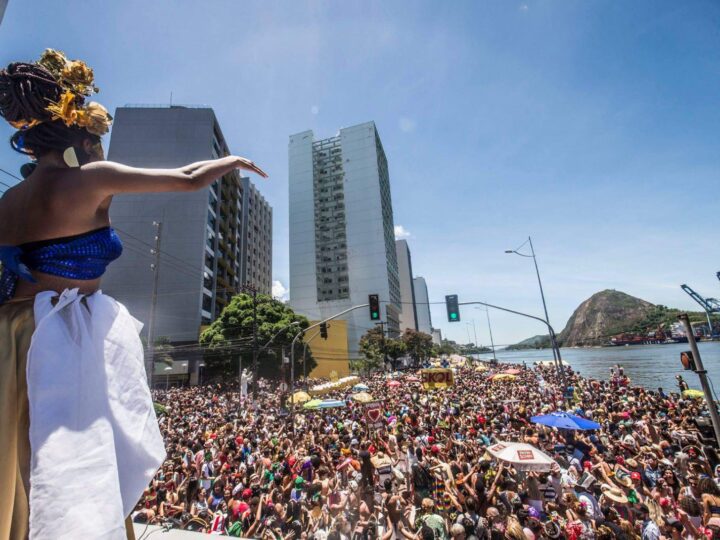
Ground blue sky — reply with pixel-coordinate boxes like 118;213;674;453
1;1;719;345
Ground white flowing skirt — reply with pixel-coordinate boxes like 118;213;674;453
27;289;165;539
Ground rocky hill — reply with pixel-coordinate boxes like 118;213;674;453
505;334;552;351
558;289;655;346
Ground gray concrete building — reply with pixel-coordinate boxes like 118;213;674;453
395;239;418;332
103;106;272;355
413;276;432;335
289;121;401;357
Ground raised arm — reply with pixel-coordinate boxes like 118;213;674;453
80;156;267;197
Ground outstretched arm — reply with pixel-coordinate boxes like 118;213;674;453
80;156;267;197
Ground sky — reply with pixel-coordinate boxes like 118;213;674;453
0;1;719;346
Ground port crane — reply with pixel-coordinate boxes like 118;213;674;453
681;284;720;338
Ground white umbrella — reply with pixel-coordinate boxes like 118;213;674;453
486;442;556;472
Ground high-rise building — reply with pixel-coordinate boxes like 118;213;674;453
431;328;442;345
413;276;432;334
289;121;401;359
395;239;418;332
103;106;272;352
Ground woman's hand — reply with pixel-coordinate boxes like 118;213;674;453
233;156;268;178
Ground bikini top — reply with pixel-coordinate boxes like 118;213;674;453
0;226;123;305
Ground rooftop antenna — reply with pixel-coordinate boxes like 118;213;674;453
169;92;173;107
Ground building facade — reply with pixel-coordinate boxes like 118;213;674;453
413;276;433;335
103;106;272;351
289;121;401;358
431;328;442;345
395;239;418;332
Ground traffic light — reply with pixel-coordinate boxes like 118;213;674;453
680;350;697;371
369;294;380;321
446;294;460;322
320;322;328;340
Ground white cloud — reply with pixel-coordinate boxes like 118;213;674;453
272;280;289;301
311;105;320;115
519;3;529;11
399;117;416;133
394;225;411;240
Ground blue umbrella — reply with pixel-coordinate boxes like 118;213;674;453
352;384;370;392
530;411;600;430
317;399;347;409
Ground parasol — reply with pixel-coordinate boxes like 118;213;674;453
486;441;556;471
291;391;312;404
530;411;600;431
351;392;374;403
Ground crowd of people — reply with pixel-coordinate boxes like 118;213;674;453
134;361;720;540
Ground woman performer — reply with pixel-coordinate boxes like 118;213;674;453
0;49;266;540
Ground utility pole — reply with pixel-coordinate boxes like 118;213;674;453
679;314;720;449
239;282;260;399
485;307;498;363
146;221;163;388
376;321;389;371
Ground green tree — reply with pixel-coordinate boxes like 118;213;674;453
402;329;434;364
358;326;386;374
200;293;315;379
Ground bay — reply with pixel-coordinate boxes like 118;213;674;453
474;341;720;393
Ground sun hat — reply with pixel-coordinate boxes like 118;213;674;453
601;484;629;504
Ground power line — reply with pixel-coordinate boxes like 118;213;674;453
0;167;21;184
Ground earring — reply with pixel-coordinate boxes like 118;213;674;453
63;146;80;168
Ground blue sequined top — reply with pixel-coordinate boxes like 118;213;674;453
0;226;123;305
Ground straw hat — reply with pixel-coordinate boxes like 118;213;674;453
615;474;633;489
601;483;629;504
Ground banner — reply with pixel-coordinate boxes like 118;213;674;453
421;368;454;390
364;401;384;428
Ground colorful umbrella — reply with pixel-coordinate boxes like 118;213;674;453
530;411;600;430
291;391;312;404
502;368;522;375
303;399;323;409
316;399;346;409
352;383;370;392
387;380;401;387
351;392;374;403
682;389;704;399
489;373;517;382
487;441;556;471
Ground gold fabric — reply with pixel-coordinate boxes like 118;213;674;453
0;297;136;540
0;297;33;540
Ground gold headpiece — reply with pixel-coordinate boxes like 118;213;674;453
11;49;112;136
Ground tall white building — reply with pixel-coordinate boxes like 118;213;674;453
395;239;418;332
289;121;401;356
413;276;432;334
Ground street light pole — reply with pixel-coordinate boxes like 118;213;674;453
506;236;563;376
303;329;323;389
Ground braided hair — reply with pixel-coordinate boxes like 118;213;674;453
0;61;99;157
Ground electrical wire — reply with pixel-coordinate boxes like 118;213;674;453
0;166;21;184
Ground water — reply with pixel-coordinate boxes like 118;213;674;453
473;341;720;392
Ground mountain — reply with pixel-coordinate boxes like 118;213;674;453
558;289;655;346
505;334;552;351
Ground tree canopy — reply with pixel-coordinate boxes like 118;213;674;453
200;294;315;379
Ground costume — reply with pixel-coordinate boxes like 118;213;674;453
0;48;163;539
0;230;165;540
